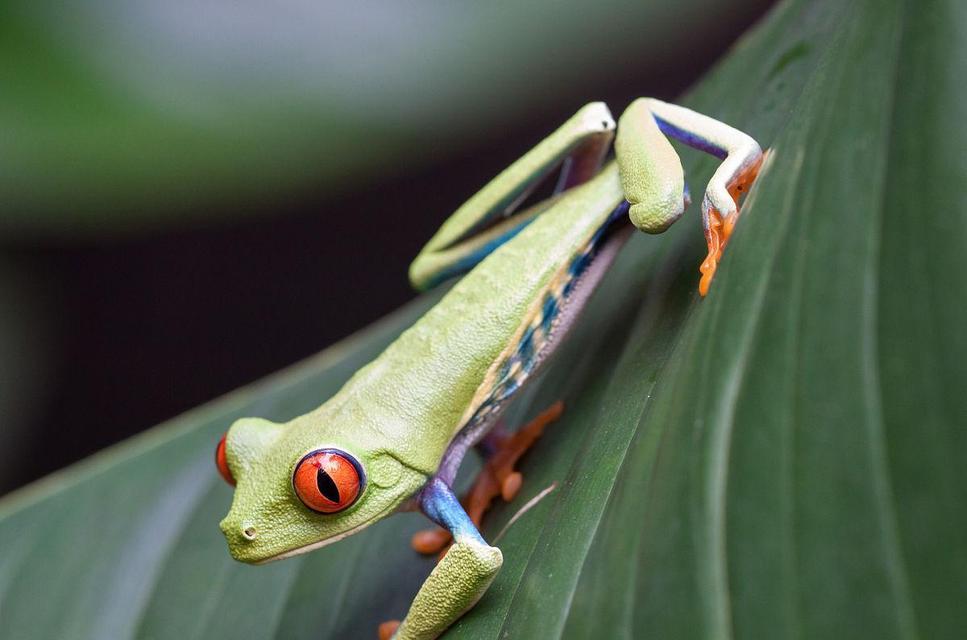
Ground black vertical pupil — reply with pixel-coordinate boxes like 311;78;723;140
316;468;341;502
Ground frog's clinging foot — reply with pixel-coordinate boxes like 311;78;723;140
411;401;564;557
698;151;766;296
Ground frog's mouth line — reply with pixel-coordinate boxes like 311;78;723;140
252;501;401;565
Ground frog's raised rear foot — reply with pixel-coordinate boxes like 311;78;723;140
698;149;766;296
410;401;564;557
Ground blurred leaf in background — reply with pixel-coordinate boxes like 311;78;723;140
0;0;771;494
0;0;771;236
1;0;963;638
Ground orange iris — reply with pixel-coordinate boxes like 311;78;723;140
293;449;364;513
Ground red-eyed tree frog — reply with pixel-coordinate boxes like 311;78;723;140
215;98;763;639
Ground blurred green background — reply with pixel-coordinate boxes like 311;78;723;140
0;0;773;494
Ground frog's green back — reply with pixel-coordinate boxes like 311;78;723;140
312;165;625;475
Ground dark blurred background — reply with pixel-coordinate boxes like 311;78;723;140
0;1;773;495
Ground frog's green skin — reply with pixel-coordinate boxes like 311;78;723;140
219;98;762;640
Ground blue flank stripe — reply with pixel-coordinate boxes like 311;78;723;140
424;217;536;289
518;327;535;359
541;296;558;328
469;200;630;422
654;115;728;160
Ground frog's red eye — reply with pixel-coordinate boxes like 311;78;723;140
215;433;236;486
293;449;364;514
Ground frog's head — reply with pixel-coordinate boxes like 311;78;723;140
216;412;426;564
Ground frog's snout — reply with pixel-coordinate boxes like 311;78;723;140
220;516;259;556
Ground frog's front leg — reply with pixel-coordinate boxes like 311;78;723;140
380;478;503;640
410;401;564;557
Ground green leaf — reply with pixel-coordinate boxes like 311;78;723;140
1;0;964;638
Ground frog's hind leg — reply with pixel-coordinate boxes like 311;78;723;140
409;102;615;291
411;401;564;556
616;98;763;295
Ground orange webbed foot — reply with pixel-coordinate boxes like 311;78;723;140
410;401;564;559
698;152;766;296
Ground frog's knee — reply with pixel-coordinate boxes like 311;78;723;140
629;197;687;234
446;540;503;580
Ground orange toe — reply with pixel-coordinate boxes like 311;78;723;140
698;154;764;297
462;401;563;528
501;472;523;502
411;402;565;563
378;619;400;640
411;528;452;555
699;209;725;297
